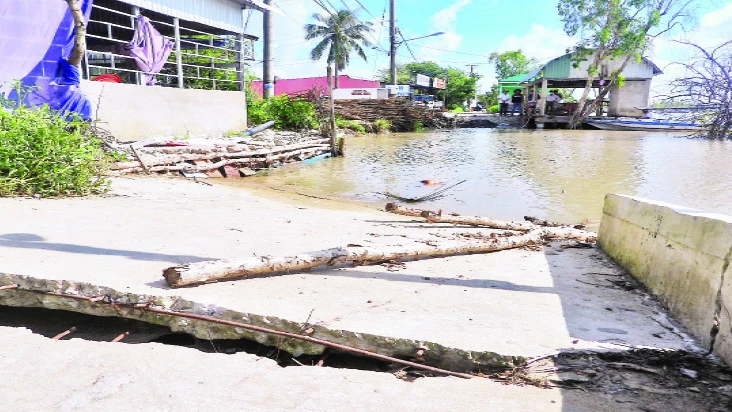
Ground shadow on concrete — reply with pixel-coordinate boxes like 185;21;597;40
320;269;556;294
541;242;690;351
0;233;215;264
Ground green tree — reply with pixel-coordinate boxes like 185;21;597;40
558;0;689;127
304;10;373;88
378;62;480;110
488;50;538;80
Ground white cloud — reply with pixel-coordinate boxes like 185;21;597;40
412;0;472;63
497;24;575;62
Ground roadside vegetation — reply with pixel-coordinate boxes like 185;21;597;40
246;87;320;131
335;116;365;133
379;62;479;111
0;87;110;197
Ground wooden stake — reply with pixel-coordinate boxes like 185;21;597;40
129;145;150;174
111;332;130;342
52;327;77;340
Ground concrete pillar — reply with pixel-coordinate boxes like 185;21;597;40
539;78;547;115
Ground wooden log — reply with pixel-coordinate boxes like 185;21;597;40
385;203;596;242
385;203;535;231
163;231;544;287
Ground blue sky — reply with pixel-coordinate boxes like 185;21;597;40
246;0;732;95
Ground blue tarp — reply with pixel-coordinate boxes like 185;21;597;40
0;0;94;120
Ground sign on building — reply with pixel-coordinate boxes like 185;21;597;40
386;85;411;97
332;88;389;100
416;74;430;87
433;78;446;89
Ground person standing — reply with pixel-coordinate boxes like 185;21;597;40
511;89;524;116
498;89;510;116
546;90;560;114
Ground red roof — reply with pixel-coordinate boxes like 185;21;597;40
249;75;380;97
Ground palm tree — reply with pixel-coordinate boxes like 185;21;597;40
304;10;373;88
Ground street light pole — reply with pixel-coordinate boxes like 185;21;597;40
389;0;397;85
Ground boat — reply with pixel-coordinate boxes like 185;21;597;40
585;118;704;132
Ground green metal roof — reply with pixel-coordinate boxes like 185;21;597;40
498;73;529;83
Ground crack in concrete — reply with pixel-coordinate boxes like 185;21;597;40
0;273;520;372
710;244;732;354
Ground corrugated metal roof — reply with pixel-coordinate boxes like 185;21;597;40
543;54;571;78
519;52;661;83
121;0;265;33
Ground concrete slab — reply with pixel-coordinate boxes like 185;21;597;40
0;326;627;412
0;177;699;366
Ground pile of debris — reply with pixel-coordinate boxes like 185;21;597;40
108;129;330;177
332;98;448;131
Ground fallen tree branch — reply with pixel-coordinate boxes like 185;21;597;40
385;204;596;241
163;231;544;287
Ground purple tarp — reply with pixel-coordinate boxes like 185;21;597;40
120;16;174;86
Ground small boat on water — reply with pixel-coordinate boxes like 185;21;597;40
585;118;704;132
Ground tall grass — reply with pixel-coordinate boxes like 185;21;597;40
0;86;110;197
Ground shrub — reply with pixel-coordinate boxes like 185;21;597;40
336;116;365;133
0;89;110;197
413;121;424;132
246;90;319;131
449;106;465;113
488;104;500;114
266;95;319;130
372;119;391;133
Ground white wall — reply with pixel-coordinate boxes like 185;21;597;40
608;80;651;117
81;80;247;141
598;194;732;362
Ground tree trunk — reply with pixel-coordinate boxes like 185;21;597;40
65;0;87;67
163;231;545;287
334;65;340;89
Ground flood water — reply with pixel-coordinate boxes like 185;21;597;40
237;129;732;226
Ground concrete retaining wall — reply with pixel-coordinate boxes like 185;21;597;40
81;81;247;141
598;194;732;362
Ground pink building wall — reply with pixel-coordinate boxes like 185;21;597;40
249;75;380;97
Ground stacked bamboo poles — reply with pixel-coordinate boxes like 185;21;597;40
111;139;331;175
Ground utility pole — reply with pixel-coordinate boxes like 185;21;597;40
263;0;274;98
466;64;478;77
327;65;338;157
389;0;397;85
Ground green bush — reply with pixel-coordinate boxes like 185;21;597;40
449;106;465;113
488;105;500;114
246;82;320;131
372;118;391;133
0;91;110;197
336;117;365;133
413;121;424;132
266;95;319;130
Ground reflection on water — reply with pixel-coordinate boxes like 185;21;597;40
235;129;732;225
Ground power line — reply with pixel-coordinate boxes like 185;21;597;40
351;0;375;17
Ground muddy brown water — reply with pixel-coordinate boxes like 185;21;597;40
233;129;732;228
